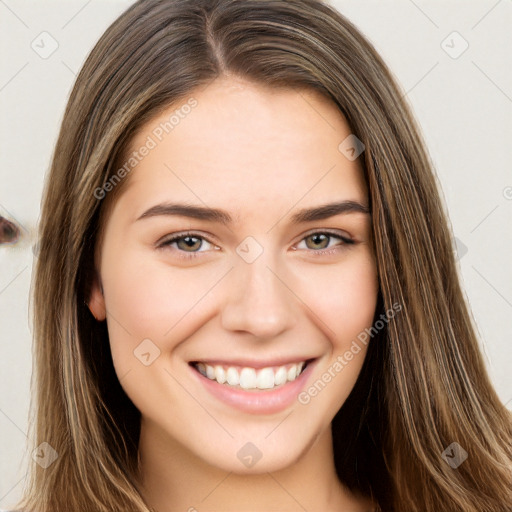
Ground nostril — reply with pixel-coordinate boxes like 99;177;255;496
0;216;20;245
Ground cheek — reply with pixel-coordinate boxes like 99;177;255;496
288;257;378;427
336;260;378;342
100;248;225;363
294;249;378;346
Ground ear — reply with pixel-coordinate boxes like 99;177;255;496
87;272;106;321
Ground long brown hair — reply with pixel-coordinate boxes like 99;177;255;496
19;1;512;511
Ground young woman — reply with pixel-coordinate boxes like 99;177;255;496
15;0;512;511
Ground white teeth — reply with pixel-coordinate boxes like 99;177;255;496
195;361;308;390
226;367;239;386
206;365;215;379
239;368;257;389
214;365;226;384
256;367;275;389
274;366;287;386
287;366;297;381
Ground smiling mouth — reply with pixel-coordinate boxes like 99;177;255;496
190;360;312;391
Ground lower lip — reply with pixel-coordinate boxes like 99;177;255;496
190;361;316;415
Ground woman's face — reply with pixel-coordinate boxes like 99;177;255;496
89;76;378;473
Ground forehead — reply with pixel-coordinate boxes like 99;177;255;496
114;77;367;221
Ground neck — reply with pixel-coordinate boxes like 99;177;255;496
137;419;375;512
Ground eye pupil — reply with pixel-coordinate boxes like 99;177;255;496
307;233;329;249
179;236;201;251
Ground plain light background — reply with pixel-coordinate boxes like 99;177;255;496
1;0;511;508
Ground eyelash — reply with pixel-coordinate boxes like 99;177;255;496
157;230;354;260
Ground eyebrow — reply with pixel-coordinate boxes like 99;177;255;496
136;200;370;225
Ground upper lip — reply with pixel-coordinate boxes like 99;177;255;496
190;357;317;369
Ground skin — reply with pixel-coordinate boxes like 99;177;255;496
88;75;378;511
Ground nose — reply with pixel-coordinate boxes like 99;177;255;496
220;250;297;338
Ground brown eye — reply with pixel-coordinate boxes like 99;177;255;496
157;232;218;260
175;235;203;252
305;233;331;250
298;231;353;253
